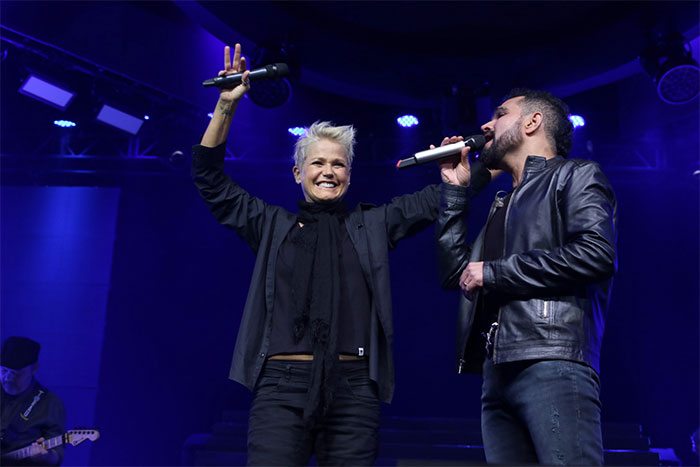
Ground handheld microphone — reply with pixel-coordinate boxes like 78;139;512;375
202;63;290;88
396;135;486;169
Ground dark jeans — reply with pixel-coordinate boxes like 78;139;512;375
247;359;380;466
481;357;603;465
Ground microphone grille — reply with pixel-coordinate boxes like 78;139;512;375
465;134;486;151
269;63;289;77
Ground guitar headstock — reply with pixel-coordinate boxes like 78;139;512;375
65;428;100;446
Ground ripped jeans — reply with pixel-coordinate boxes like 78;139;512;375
481;357;603;465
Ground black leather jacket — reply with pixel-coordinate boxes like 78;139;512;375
437;156;617;374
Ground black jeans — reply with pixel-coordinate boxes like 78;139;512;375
247;359;380;466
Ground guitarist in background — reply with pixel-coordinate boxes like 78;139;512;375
1;337;65;465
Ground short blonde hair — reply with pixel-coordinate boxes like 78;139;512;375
293;121;356;167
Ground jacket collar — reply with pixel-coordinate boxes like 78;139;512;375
521;155;564;184
524;155;564;170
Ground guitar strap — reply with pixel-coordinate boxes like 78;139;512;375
1;380;45;446
20;389;45;421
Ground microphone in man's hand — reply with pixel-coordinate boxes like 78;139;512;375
202;63;290;88
396;135;486;169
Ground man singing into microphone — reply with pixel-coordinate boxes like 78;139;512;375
192;44;490;465
436;89;617;465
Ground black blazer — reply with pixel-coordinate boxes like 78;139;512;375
192;142;491;403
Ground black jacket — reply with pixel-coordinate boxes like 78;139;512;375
437;156;617;374
192;142;489;403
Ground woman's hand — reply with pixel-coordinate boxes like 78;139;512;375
218;43;251;104
200;44;250;147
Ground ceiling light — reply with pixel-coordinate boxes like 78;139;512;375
247;79;292;108
641;28;700;105
397;115;419;128
96;104;143;135
568;115;585;129
19;74;75;110
53;120;76;128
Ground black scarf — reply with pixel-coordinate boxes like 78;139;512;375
291;199;348;428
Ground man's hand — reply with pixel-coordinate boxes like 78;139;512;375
460;262;484;299
30;437;60;465
436;136;471;187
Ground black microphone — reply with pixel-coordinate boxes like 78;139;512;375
202;63;290;88
396;134;486;169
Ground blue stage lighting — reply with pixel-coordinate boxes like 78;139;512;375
288;127;307;136
96;104;143;135
569;115;585;129
208;112;214;119
19;74;76;110
143;115;150;120
53;120;76;128
397;115;419;128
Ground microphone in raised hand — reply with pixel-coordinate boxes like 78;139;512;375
396;134;485;169
203;63;289;88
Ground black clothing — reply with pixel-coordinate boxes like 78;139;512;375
480;190;512;334
269;224;310;355
482;190;511;263
268;224;370;357
192;142;490;402
437;156;617;374
247;360;379;466
1;379;65;465
286;199;346;424
335;226;372;356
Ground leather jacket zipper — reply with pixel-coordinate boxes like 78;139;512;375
493;186;519;361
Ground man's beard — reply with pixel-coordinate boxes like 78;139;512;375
480;117;523;170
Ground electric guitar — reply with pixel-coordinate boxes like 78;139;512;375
1;428;99;461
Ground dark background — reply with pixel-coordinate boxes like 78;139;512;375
1;2;698;465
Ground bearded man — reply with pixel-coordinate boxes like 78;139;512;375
436;88;617;465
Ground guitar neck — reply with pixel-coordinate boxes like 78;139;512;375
3;433;63;460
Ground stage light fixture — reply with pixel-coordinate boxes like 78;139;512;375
168;150;187;169
397;115;419;128
247;78;292;108
288;127;307;137
19;74;75;110
246;43;295;109
641;29;700;104
96;104;143;135
53;120;76;128
568;115;585;129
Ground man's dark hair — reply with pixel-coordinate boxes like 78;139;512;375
504;88;574;157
